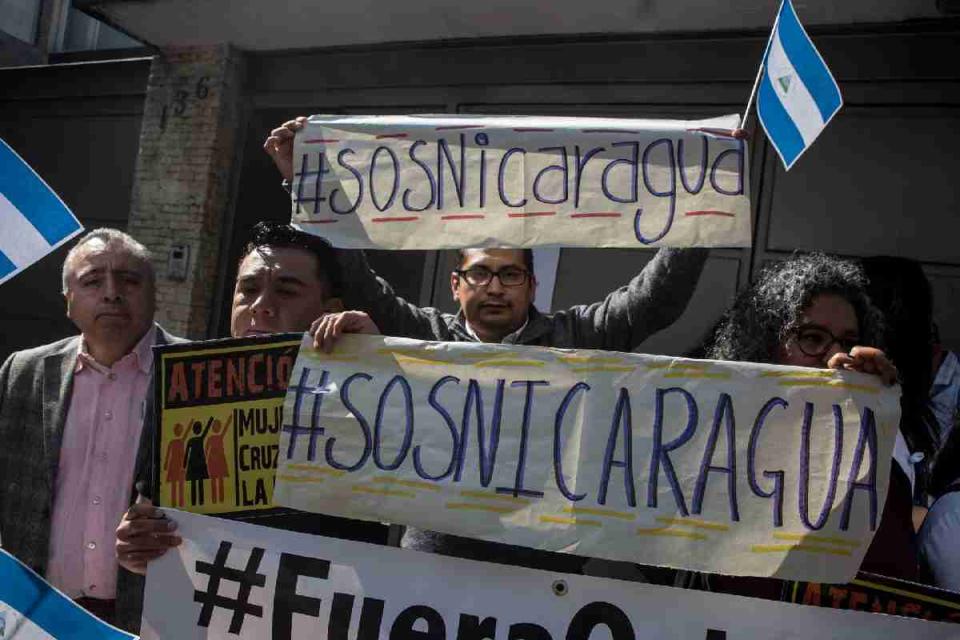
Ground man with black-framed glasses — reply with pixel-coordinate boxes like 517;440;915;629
452;249;539;344
331;244;706;352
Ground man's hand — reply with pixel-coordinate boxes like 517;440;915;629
263;116;307;182
115;497;181;576
310;311;381;353
827;346;898;386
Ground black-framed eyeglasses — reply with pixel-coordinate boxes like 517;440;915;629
790;324;860;358
455;266;530;287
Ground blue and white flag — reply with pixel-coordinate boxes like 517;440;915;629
0;550;135;639
0;139;83;285
756;0;842;170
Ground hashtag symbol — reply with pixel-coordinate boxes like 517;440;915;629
282;368;330;461
194;541;267;634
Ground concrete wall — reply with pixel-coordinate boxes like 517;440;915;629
127;45;244;339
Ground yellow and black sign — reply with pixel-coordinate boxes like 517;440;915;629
153;334;300;515
788;571;960;624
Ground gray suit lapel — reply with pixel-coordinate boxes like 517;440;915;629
41;339;80;481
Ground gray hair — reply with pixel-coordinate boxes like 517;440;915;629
708;252;885;363
62;228;154;293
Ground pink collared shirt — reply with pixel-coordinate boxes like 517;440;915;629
46;325;157;599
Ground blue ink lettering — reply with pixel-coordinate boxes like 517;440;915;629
497;380;549;498
710;139;745;196
402;140;436;212
678;136;708;195
369;146;400;212
647;387;698;514
554;382;590;501
456;379;505;486
598;388;636;507
748;397;788;527
799;403;844;531
532;146;569;205
437;134;466;209
373;375;414;471
325;373;374;471
839;407;879;531
636;138;677;244
413;376;461;481
498;148;527;208
330;148;364;214
691;392;739;521
573;145;605;208
601;141;639;204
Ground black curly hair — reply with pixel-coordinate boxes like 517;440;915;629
240;221;343;297
708;252;885;364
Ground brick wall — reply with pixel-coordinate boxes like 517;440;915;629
128;45;244;339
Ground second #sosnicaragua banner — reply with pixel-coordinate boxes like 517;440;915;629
272;334;901;584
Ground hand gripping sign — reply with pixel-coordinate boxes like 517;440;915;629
290;114;751;249
140;510;958;640
273;335;902;584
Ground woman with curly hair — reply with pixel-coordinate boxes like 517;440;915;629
709;253;886;369
706;252;917;581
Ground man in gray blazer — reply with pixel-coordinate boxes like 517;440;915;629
0;228;181;628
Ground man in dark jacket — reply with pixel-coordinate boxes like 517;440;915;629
336;245;706;351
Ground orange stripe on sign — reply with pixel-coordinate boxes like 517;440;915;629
507;211;556;218
441;214;486;220
371;217;420;223
376;133;408;139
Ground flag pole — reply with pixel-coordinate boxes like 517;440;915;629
739;0;785;130
739;56;766;130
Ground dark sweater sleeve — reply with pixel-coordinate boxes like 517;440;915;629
335;248;451;341
552;247;708;352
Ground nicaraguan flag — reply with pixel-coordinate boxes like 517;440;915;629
0;139;83;285
0;549;135;639
756;0;842;170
